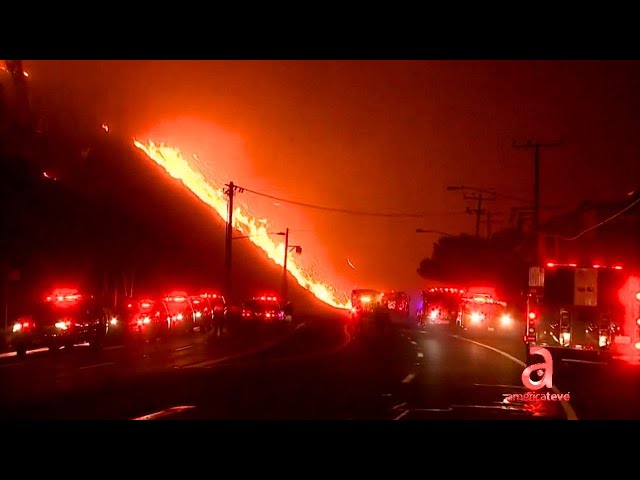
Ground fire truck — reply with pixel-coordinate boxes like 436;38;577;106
525;262;640;361
419;287;464;328
458;287;515;333
384;291;410;318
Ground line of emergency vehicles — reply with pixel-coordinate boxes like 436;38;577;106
418;286;515;334
8;287;293;356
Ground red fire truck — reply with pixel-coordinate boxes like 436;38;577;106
525;262;640;361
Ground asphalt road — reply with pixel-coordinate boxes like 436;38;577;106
2;314;640;420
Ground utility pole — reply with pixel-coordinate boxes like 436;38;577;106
463;193;495;237
513;140;561;263
282;228;289;302
280;228;302;304
223;182;243;300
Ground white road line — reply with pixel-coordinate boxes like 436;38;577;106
78;362;115;371
417;352;424;358
453;335;579;421
562;358;607;365
0;347;49;359
402;373;416;383
413;408;453;412
132;405;196;420
185;322;306;369
175;345;192;352
393;409;410;420
104;345;124;351
411;341;418;346
420;330;426;334
392;402;408;411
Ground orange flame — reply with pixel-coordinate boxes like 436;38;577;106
133;140;350;309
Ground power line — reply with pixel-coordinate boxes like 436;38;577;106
561;196;640;241
239;185;465;218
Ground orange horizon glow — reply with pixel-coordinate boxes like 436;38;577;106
133;140;351;309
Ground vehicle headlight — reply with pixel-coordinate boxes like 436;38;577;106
470;312;483;324
55;321;70;330
429;309;440;320
176;313;184;321
500;314;513;327
195;311;202;318
12;322;22;333
110;317;118;326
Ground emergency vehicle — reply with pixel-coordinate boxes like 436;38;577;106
125;297;170;341
525;262;640;360
190;292;227;332
10;288;108;356
162;291;196;334
350;289;384;319
458;287;514;333
420;287;464;327
384;291;410;317
240;295;286;324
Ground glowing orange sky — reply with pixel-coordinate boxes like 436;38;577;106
23;60;640;292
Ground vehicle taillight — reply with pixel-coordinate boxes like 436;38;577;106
242;310;251;317
265;312;272;319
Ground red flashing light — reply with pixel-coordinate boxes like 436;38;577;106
528;312;537;320
546;262;555;268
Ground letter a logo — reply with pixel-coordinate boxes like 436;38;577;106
521;346;553;391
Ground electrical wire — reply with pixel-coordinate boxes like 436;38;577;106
238;186;466;218
561;196;640;241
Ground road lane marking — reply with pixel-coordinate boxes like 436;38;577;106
561;358;607;365
411;341;417;346
417;352;424;358
175;345;193;352
414;408;453;412
78;362;116;371
0;347;49;359
393;409;410;420
452;335;578;421
185;323;307;369
132;405;196;420
392;402;408;411
402;373;416;383
104;345;124;351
